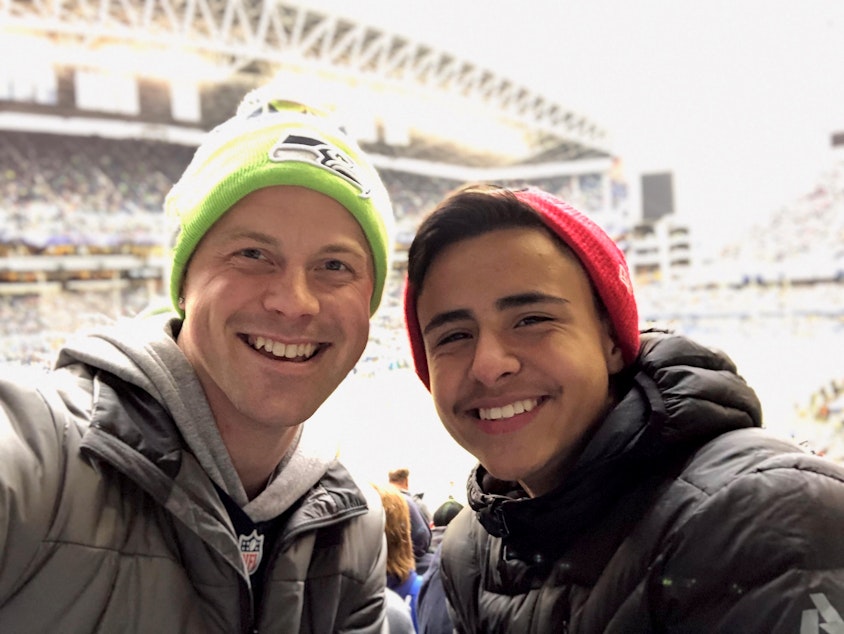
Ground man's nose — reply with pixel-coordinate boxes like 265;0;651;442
469;332;520;386
262;269;319;317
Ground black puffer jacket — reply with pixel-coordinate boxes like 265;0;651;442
440;332;844;633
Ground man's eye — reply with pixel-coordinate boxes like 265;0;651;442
518;315;552;326
238;248;265;260
436;332;470;347
324;259;350;272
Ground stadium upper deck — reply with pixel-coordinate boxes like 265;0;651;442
0;0;611;171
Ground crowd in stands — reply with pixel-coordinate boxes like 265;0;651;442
0;284;156;368
0;132;613;254
379;171;460;224
637;278;844;322
807;378;844;422
717;161;844;281
797;376;844;462
1;130;842;460
0;131;192;252
380;170;607;227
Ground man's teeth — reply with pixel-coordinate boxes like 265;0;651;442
478;398;538;421
252;336;317;360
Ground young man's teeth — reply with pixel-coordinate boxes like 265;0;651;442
478;398;538;421
252;336;316;359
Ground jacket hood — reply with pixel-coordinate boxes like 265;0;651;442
55;312;335;521
468;330;763;559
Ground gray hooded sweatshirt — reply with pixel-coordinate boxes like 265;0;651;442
0;313;387;633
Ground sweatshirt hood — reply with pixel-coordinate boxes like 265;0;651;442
56;312;334;521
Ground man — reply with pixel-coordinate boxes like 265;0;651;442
403;183;844;632
388;467;431;524
388;467;433;572
0;87;394;632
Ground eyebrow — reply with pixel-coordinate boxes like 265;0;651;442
320;243;370;260
225;230;368;259
496;291;569;311
227;229;277;246
423;308;474;335
220;229;289;255
422;292;569;335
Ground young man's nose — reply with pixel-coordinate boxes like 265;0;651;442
262;269;320;317
469;332;520;386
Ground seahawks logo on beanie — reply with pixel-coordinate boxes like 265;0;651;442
269;131;372;198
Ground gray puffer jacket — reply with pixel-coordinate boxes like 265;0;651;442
440;331;844;633
0;315;386;633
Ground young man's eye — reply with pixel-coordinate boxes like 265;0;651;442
435;331;470;347
518;315;552;327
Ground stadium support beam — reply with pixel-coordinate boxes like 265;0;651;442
1;0;610;155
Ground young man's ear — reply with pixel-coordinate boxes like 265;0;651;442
603;326;626;375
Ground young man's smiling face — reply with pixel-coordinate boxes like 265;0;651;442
416;227;624;497
178;185;373;435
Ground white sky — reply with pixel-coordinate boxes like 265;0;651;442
310;0;844;242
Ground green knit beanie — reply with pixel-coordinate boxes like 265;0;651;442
165;88;395;317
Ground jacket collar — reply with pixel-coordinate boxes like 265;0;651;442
468;331;763;564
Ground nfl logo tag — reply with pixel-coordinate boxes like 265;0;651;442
238;529;264;575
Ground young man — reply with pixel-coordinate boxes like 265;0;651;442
403;184;844;632
0;87;394;632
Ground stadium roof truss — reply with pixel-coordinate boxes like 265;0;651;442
1;0;610;157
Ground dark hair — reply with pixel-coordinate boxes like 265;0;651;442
432;499;464;527
407;183;610;322
407;184;548;293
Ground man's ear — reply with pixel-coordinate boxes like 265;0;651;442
603;325;625;375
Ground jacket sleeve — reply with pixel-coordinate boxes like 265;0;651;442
0;371;68;605
338;486;389;634
438;508;480;634
653;450;844;633
406;494;433;558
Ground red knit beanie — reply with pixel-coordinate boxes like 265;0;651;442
403;187;639;389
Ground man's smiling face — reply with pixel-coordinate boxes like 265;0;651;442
177;185;373;434
416;226;623;497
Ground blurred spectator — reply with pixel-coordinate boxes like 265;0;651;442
429;498;463;554
373;483;422;631
388;467;433;573
416;498;463;634
416;547;451;634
